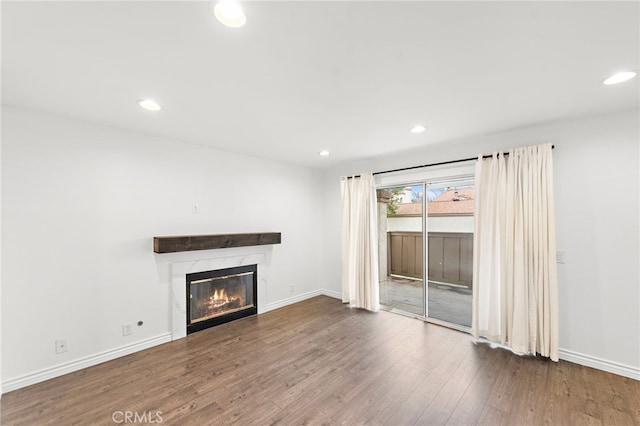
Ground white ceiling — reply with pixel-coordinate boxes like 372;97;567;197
2;1;639;168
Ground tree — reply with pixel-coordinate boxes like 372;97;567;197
387;187;404;217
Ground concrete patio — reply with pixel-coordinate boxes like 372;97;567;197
379;277;472;327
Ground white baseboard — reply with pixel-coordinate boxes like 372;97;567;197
319;288;342;300
559;348;640;380
264;288;342;312
2;333;172;394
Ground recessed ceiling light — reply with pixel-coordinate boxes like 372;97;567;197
410;125;427;134
603;71;637;85
213;1;246;28
137;99;162;111
319;150;330;157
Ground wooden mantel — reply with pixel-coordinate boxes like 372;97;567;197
153;232;281;254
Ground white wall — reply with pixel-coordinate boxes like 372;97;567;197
387;216;474;233
387;216;423;232
322;109;640;378
1;106;325;389
428;216;474;233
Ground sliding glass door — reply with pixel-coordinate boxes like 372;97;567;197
378;177;474;329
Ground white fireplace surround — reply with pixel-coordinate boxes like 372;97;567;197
155;245;272;340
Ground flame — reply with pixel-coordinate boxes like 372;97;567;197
192;286;246;321
212;289;223;301
209;288;230;302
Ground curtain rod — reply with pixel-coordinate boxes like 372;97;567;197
347;145;555;179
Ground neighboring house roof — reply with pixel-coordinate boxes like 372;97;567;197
393;188;474;216
395;203;423;216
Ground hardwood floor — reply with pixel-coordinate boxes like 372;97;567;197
1;296;638;425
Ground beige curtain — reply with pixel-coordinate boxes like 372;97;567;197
472;143;559;361
340;173;380;311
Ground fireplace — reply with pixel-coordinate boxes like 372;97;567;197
186;264;257;334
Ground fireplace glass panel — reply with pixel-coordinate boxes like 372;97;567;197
189;271;255;324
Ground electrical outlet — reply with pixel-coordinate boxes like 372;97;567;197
192;203;199;214
290;284;295;294
556;251;566;264
55;339;68;354
122;323;133;336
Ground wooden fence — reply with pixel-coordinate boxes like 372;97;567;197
388;231;473;289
